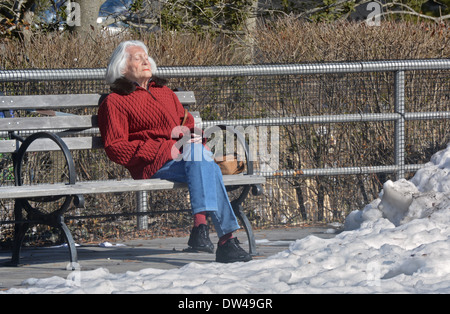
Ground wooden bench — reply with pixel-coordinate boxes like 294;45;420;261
0;91;265;269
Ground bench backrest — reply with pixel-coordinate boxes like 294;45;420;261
0;91;197;154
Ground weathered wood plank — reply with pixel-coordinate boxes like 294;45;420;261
0;94;103;110
0;115;98;132
0;175;265;199
0;91;195;111
0;137;103;153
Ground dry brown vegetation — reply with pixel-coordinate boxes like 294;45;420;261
0;18;449;244
1;18;448;69
252;18;449;63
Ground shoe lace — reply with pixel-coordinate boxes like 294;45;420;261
230;238;245;251
199;225;209;238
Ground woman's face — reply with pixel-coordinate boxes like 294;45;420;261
123;46;152;87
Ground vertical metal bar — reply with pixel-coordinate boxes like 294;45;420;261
136;191;148;230
394;70;406;180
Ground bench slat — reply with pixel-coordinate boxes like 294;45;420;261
0;91;195;111
0;115;97;132
0;94;103;110
0;175;265;199
0;111;203;133
0;136;103;153
0;110;201;153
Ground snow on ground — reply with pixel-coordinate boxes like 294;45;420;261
2;145;450;294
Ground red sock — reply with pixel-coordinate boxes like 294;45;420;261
194;212;207;227
219;233;234;246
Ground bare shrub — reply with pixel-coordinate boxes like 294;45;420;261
251;18;449;63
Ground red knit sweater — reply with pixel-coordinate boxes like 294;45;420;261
98;81;195;179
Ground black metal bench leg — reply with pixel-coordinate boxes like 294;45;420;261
232;202;258;256
55;216;79;270
10;223;28;266
10;200;28;266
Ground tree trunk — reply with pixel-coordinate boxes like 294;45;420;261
73;0;106;37
244;0;258;63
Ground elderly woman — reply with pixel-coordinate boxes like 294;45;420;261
98;40;251;263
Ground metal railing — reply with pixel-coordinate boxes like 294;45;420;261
1;59;448;80
1;59;449;181
1;59;449;225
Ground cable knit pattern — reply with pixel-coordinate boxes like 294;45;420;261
98;81;195;179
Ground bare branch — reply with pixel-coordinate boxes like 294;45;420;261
297;0;359;18
375;10;450;23
101;14;157;27
374;0;450;24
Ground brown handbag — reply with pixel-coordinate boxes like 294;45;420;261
181;108;189;126
181;109;245;175
214;153;245;175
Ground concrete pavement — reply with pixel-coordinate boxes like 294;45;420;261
0;225;341;291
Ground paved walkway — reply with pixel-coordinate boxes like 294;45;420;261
0;225;340;291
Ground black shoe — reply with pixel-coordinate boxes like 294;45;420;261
215;237;252;263
187;224;214;253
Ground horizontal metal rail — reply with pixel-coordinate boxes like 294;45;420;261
202;112;450;128
258;164;425;178
0;59;448;82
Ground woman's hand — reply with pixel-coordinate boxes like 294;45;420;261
190;132;203;144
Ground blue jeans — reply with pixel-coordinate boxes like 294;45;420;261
152;143;240;238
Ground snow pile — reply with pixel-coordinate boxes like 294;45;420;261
345;144;450;229
2;145;450;294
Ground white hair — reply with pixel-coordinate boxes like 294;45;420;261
105;40;157;85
